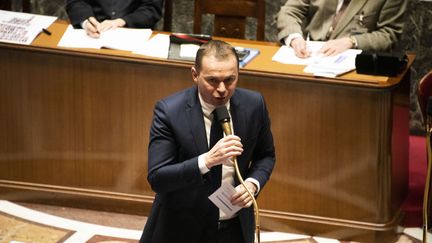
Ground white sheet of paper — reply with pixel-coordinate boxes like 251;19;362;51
303;49;362;77
179;43;200;58
0;10;57;45
272;41;362;77
57;25;100;49
100;27;152;51
208;182;242;217
57;25;152;51
133;33;170;59
272;41;325;65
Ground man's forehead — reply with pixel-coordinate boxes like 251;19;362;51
200;55;238;70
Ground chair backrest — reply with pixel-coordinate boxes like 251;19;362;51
0;0;31;12
0;0;12;11
194;0;265;41
163;0;173;31
418;70;432;121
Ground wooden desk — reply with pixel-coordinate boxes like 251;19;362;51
0;21;413;242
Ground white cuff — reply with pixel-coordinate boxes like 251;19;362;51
284;33;303;47
198;153;210;175
81;19;88;29
245;178;261;196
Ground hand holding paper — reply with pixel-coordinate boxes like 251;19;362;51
208;182;242;217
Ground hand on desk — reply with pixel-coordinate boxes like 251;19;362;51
291;37;311;58
291;37;354;58
85;17;126;38
318;37;353;57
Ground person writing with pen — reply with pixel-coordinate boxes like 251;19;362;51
276;0;408;58
66;0;163;38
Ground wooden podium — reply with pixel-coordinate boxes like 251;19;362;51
0;20;414;242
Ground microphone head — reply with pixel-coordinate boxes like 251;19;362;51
427;97;432;116
214;106;230;123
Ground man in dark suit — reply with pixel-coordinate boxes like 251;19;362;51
139;40;276;243
277;0;408;57
66;0;163;38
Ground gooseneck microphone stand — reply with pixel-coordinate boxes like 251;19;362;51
215;106;261;243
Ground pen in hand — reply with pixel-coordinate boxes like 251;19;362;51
85;17;101;38
87;17;100;34
304;32;312;58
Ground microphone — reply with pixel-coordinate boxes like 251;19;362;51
214;106;232;135
213;106;261;243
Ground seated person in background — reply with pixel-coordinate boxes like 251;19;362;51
66;0;163;38
276;0;408;58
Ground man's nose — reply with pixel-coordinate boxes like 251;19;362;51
217;82;226;92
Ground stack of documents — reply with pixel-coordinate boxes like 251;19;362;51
58;25;152;52
272;41;362;78
0;10;56;45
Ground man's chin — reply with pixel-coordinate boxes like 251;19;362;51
213;98;227;106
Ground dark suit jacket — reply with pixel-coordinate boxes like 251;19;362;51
277;0;408;52
66;0;163;29
140;86;276;243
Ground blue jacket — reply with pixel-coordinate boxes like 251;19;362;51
140;85;276;243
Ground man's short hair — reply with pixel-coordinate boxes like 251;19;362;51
194;40;239;73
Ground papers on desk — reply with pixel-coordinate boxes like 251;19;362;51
0;10;56;45
179;44;200;59
272;41;362;77
133;33;170;58
58;25;152;51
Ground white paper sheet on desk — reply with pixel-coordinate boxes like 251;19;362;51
180;44;200;59
272;41;362;77
272;41;325;65
133;33;170;58
0;10;56;45
303;49;362;77
57;25;152;51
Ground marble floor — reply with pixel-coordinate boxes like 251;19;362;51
0;200;428;243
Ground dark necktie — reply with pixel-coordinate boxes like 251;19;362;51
209;110;223;192
327;0;351;38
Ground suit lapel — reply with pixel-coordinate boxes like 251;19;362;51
186;86;208;154
331;0;367;38
230;92;246;156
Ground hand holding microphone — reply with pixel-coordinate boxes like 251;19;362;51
204;135;243;169
232;181;258;208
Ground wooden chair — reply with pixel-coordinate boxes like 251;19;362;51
163;0;173;31
418;70;432;243
194;0;265;41
0;0;31;12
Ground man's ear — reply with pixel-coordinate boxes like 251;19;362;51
191;66;198;83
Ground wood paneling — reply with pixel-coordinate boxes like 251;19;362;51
0;21;413;242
